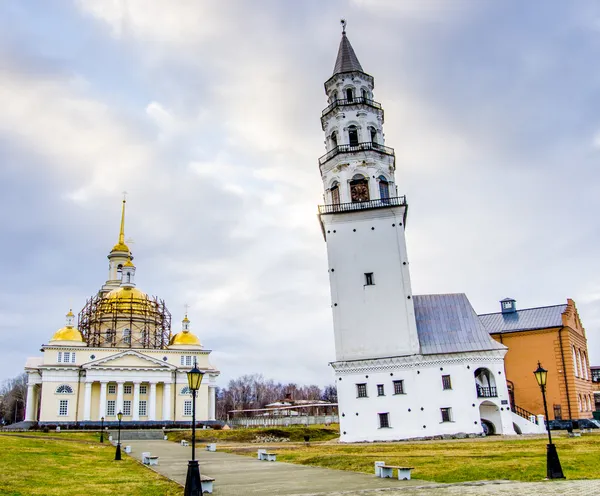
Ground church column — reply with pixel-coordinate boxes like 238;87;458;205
132;382;140;421
25;382;36;422
116;381;124;415
149;382;157;421
162;382;171;421
208;386;216;421
99;382;107;418
83;382;93;421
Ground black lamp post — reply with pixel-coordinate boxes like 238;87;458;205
115;411;123;461
533;362;565;479
100;417;105;443
184;362;205;496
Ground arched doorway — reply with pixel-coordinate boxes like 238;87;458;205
479;400;501;435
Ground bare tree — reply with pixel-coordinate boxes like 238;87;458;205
0;373;27;425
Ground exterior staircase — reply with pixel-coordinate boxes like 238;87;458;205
511;405;546;434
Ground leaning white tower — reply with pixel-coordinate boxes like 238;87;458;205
319;23;420;362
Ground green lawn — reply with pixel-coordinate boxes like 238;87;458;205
221;432;600;483
0;433;181;496
168;424;340;444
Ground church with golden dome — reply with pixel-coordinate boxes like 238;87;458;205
23;200;220;425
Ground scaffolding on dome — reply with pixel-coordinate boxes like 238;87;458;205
78;293;172;349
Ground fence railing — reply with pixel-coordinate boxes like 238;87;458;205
229;415;339;427
476;386;498;398
321;97;383;117
318;141;395;166
318;196;406;215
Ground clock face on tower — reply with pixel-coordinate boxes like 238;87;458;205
350;182;370;202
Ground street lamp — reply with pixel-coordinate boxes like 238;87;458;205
533;362;565;479
100;417;105;443
184;362;205;496
115;411;123;461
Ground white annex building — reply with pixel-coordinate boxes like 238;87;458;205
23;200;220;426
318;25;543;442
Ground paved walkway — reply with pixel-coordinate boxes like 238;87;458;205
125;440;431;495
124;440;600;496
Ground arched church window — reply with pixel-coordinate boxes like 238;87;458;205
346;88;354;102
348;125;359;147
350;174;370;203
181;386;192;395
56;384;73;394
331;131;338;148
330;182;340;205
123;328;131;345
378;176;390;200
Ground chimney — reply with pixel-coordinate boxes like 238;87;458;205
500;298;516;314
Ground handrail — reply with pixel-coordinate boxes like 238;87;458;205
318;141;395;166
476;385;498;398
318;196;406;215
322;96;383;117
511;404;537;421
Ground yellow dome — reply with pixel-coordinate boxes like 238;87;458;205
50;326;84;342
101;287;158;315
123;258;135;267
111;242;130;253
169;330;201;346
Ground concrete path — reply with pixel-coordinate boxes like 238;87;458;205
124;440;431;495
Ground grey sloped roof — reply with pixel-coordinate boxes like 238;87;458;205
479;304;567;334
413;294;506;355
333;33;364;75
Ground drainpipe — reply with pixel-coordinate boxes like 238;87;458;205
172;370;177;423
558;327;573;420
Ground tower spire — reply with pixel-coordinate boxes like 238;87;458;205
333;21;363;75
111;193;129;253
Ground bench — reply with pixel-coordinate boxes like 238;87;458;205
568;432;582;438
142;452;151;464
206;443;216;452
257;449;277;461
124;445;132;454
147;456;159;466
181;440;189;447
374;462;413;480
201;474;215;494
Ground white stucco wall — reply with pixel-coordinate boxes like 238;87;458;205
334;352;516;442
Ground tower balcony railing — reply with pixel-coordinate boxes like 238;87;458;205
476;385;498;398
318;141;395;166
319;195;407;215
321;96;383;117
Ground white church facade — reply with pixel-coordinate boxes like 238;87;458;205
318;25;543;442
24;200;220;426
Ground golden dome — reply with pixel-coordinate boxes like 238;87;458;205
66;309;74;317
50;326;84;342
111;242;130;253
169;330;201;346
123;257;135;267
101;287;158;315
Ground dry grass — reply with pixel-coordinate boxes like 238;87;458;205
221;432;600;483
0;433;181;496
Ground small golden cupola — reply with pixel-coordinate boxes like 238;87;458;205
49;309;86;346
103;198;133;294
169;314;202;349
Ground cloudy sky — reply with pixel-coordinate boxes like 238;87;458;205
1;0;599;386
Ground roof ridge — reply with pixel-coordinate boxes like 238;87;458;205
479;303;567;317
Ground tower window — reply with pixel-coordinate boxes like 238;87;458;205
348;125;359;146
377;384;385;396
361;88;368;100
378;176;390;200
393;380;405;395
365;273;374;286
442;375;452;390
369;126;377;144
440;407;452;422
331;131;338;148
356;383;368;398
350;175;369;202
378;412;390;428
331;183;340;205
123;328;131;345
346;88;354;102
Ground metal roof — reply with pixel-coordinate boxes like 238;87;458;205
333;33;364;75
479;304;567;334
413;294;506;355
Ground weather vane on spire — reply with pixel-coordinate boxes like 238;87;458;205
341;19;346;35
122;191;128;202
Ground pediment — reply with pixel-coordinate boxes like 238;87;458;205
83;350;175;370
